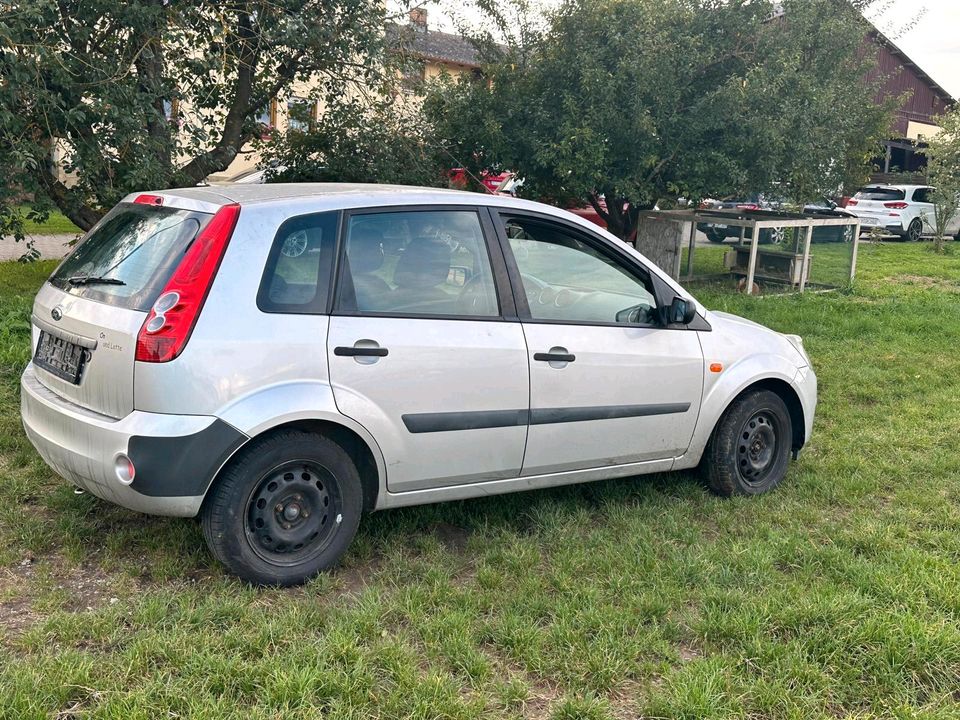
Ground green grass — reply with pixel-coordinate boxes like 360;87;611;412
17;206;82;236
3;242;960;718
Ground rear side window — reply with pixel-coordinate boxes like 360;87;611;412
912;188;933;203
854;187;906;201
49;203;211;311
258;211;338;313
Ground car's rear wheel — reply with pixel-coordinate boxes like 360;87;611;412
906;218;923;242
201;430;362;585
703;389;792;497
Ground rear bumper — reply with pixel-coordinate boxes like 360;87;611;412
20;363;246;517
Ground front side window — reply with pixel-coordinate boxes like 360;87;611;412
258;211;338;313
338;210;499;318
504;217;658;325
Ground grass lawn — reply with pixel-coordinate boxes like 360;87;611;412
2;241;960;718
16;206;82;236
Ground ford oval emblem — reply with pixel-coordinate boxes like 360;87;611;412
51;305;63;321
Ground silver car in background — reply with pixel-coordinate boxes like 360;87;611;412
21;185;816;585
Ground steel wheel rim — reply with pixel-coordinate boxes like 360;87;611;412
244;460;342;566
736;410;780;486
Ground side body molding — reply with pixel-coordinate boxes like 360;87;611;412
215;381;389;501
672;352;811;470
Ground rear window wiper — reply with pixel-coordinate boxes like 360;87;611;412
67;275;127;286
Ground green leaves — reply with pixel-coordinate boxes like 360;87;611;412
425;0;894;240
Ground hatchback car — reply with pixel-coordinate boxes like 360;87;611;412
21;185;817;585
845;184;960;241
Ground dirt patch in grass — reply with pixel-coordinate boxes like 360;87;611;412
0;566;37;640
888;274;960;291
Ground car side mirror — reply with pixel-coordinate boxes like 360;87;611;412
664;296;697;325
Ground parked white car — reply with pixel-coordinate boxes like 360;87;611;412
846;184;960;241
21;185;817;585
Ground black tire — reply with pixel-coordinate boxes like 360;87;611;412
703;389;792;497
759;227;784;245
201;430;362;586
906;218;923;242
705;228;727;243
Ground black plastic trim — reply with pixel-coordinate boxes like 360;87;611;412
401;403;690;433
533;352;576;363
529;403;690;425
128;419;246;497
334;346;389;357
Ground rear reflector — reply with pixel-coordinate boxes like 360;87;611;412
134;194;164;206
135;204;240;363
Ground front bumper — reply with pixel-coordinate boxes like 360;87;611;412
20;363;246;517
793;365;817;446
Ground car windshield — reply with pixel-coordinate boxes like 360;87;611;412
855;187;906;201
49;203;211;311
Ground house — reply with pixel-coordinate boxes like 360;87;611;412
211;9;482;183
864;29;955;181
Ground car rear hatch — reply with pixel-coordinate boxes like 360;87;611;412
848;187;905;222
30;198;216;419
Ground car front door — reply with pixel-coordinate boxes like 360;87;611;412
496;212;704;476
327;207;529;493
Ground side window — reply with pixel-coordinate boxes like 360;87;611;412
912;188;932;203
505;218;658;325
337;210;499;318
258;211;338;313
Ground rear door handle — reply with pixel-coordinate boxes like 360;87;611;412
334;346;388;357
534;351;575;363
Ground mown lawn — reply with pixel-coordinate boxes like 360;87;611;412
2;241;960;719
17;206;82;236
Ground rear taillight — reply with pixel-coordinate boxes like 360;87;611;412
847;199;858;206
135;203;240;363
839;196;852;208
884;201;909;209
736;203;760;210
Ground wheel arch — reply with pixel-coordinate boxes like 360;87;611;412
202;417;384;515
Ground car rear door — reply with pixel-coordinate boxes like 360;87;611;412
493;211;704;476
326;206;529;493
911;187;937;232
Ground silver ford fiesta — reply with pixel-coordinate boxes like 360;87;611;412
21;184;816;585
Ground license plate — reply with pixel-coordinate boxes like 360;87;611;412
713;224;728;229
858;217;879;226
34;331;87;384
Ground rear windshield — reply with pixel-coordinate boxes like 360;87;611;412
49;203;212;311
854;187;906;201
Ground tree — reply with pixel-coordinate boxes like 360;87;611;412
425;0;896;242
258;95;449;187
0;0;397;239
923;107;960;253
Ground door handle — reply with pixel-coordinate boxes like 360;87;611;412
534;350;575;363
334;346;388;357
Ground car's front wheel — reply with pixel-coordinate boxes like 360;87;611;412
703;389;793;496
705;228;727;243
201;430;362;585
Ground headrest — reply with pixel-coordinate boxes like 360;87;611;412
347;226;385;274
393;237;451;289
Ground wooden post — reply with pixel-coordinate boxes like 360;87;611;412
849;221;861;283
685;220;697;279
745;221;760;295
798;224;814;291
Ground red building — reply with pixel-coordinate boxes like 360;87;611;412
865;29;955;180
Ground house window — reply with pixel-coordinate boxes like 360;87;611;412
401;60;426;93
256;100;277;138
286;97;314;133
